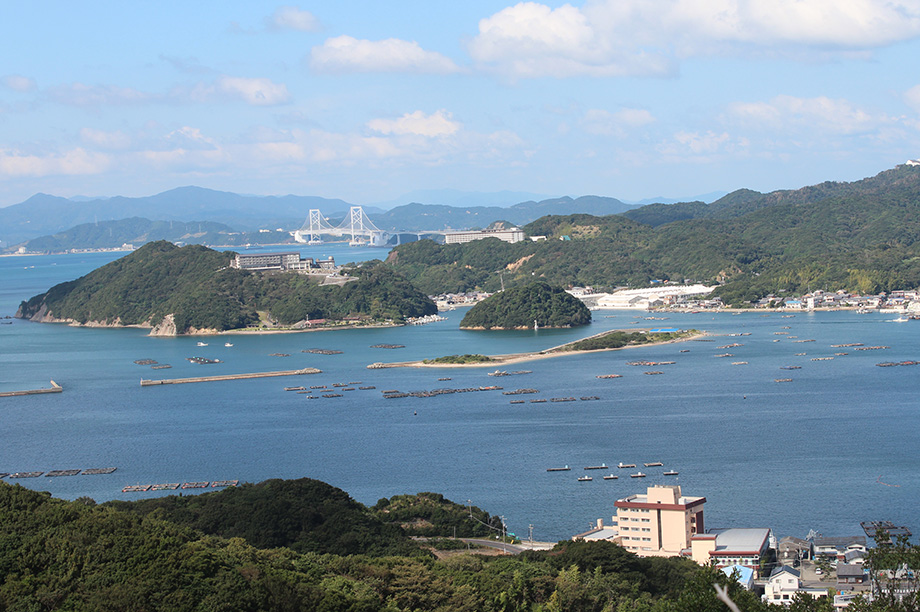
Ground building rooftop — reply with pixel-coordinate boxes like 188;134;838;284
770;566;801;579
814;536;866;548
710;528;771;553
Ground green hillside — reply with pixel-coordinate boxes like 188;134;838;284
17;241;436;333
389;165;920;305
0;478;784;612
460;282;591;329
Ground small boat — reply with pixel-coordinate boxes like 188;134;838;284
644;461;663;467
630;472;646;478
224;342;233;347
663;470;679;476
546;466;571;472
617;462;636;469
197;341;208;347
577;476;592;482
602;474;618;480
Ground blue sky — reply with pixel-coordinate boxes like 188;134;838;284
2;1;920;207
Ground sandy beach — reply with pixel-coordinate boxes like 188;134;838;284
367;330;707;369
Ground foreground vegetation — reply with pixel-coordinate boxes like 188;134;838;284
388;165;920;306
4;478;917;611
16;241;436;333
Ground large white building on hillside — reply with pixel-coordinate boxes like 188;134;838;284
443;228;524;244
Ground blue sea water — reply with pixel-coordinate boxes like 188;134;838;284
1;247;919;543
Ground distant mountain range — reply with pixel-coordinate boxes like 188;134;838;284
374;196;638;231
0;187;355;246
1;186;641;249
368;189;554;210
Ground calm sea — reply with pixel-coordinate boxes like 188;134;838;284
1;246;918;543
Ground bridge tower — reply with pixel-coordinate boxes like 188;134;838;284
307;209;324;244
348;206;366;246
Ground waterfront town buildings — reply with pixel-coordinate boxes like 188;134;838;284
573;484;883;607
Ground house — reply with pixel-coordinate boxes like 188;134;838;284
762;566;829;606
837;564;867;585
779;536;813;563
814;536;866;562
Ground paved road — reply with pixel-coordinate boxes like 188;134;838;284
461;539;556;554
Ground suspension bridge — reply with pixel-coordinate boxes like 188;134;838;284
293;207;387;246
293;206;447;246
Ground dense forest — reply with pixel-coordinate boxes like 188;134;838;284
16;241;436;333
3;478;878;612
388;165;920;306
4;478;913;611
460;282;591;329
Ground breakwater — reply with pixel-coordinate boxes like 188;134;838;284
0;380;62;397
140;368;321;386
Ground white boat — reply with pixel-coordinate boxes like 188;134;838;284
197;341;208;347
224;342;233;347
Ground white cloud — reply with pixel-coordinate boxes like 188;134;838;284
268;6;321;32
905;85;920;112
469;0;920;78
582;108;655;135
2;75;37;92
656;130;748;161
48;82;152;106
216;76;291;106
0;147;110;177
469;2;672;78
729;95;880;134
310;35;460;74
80;128;131;150
367;110;460;137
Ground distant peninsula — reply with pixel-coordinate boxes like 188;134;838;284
459;281;591;330
16;241;436;335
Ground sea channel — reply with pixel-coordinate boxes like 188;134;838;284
1;245;918;543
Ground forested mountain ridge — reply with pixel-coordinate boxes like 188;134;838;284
17;241;436;333
622;165;920;227
389;165;920;304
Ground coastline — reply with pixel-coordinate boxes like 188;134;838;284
368;330;707;369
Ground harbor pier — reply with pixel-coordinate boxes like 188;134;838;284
0;380;62;398
140;368;321;386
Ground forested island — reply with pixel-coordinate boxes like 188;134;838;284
460;282;591;329
388;164;920;306
16;241;436;335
